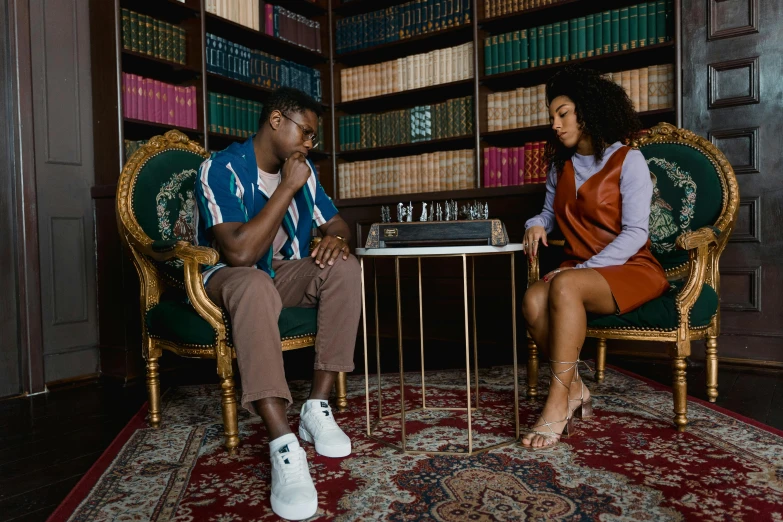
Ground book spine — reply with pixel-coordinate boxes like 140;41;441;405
629;5;639;49
585;14;594;58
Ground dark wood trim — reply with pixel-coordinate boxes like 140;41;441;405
335;183;546;208
90;185;118;200
45;372;101;390
338;135;475;160
8;0;45;395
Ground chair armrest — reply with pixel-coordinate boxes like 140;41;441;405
141;239;220;266
675;226;720;251
673;227;718;341
525;239;565;287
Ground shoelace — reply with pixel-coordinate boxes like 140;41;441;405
308;406;340;433
275;447;308;485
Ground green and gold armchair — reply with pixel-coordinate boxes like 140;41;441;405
116;130;348;453
526;123;739;430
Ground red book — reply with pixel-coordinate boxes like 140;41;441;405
510;147;519;185
487;147;496;187
146;78;155;123
538;142;547;182
128;74;136;119
185;87;193;129
534;142;542;183
517;146;525;184
153;80;162;123
500;147;509;187
137;75;146;121
166;83;176;125
524;142;533;184
177;86;187;127
265;3;273;35
121;73;128;118
483;148;490;188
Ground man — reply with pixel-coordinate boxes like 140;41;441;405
194;87;361;520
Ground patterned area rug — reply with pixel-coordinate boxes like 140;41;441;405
49;364;783;521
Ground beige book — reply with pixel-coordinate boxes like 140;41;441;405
397;58;405;93
536;84;546;126
521;87;531;128
648;65;658;110
391;158;400;195
433;51;442;85
251;0;259;31
411;155;419;194
452;45;461;82
414;55;422;90
621;70;632;100
500;91;510;130
338;165;345;199
509;89;519;129
345;68;352;102
464;150;472;189
446;47;455;83
206;0;217;14
630;69;640;111
340;70;347;102
487;93;497;132
402;156;410;194
639;67;649;112
427;51;435;87
385;158;392;196
406;56;415;91
465;44;474;80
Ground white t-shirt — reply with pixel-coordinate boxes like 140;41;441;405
256;168;290;260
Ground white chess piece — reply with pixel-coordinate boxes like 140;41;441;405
420;202;428;222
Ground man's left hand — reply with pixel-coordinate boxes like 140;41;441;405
311;235;350;268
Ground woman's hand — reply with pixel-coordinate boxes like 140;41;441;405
523;226;548;259
542;266;575;283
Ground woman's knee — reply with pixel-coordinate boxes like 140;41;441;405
522;283;548;325
547;270;581;308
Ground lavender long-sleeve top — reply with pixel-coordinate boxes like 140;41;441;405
524;142;653;269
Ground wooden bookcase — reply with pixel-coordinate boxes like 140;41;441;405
89;0;681;380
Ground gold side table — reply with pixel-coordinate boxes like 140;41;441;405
355;244;523;456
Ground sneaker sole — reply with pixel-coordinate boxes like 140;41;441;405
270;493;317;521
299;426;351;458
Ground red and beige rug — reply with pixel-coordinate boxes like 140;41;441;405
49;364;783;521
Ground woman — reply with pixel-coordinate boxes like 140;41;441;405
521;66;669;449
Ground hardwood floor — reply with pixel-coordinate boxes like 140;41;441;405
1;355;781;522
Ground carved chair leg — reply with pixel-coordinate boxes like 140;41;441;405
526;336;539;399
672;356;688;431
595;338;607;383
336;372;348;411
220;376;240;454
146;356;162;428
705;335;719;403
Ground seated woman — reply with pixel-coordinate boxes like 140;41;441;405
521;66;669;449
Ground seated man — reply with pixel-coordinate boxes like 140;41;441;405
194;87;361;520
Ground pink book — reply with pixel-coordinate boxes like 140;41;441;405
483;148;490;188
121;73;128;118
488;147;497;187
538;142;547;183
500;147;509;187
177;86;186;127
523;143;532;184
167;83;176;125
517;146;525;184
146;79;155;123
153;80;162;123
265;3;273;35
191;87;198;129
510;147;519;185
533;142;542;183
137;76;147;121
185;87;192;129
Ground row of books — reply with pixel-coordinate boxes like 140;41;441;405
340;42;473;102
338;150;476;199
335;0;472;54
205;33;322;101
484;1;672;76
486;64;674;132
339;96;474;151
205;0;261;31
483;144;548;187
122;73;199;130
484;0;565;18
264;4;322;53
207;93;263;138
121;9;187;64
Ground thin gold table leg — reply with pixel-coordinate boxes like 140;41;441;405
419;257;426;409
511;252;520;439
471;256;479;407
462;254;473;454
395;257;406;451
361;258;370;436
374;259;381;419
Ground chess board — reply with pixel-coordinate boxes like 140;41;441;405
364;219;509;248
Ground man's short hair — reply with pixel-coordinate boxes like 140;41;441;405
259;87;323;129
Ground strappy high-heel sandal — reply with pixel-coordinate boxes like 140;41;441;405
569;359;594;420
521;359;580;450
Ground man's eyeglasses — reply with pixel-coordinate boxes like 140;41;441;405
282;113;319;148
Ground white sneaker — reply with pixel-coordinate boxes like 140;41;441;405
299;400;351;458
270;439;318;521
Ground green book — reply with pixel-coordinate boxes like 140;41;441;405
577;17;586;59
520;28;529;69
552;22;561;64
611;10;620;52
602;11;611;54
121;9;130;50
215;93;224;134
511;30;521;70
484;36;492;75
646;2;656;45
152;19;161;59
537;26;545;65
666;0;673;41
504;31;513;71
629;5;638;49
559;21;569;62
544;24;553;65
594;14;603;56
144;15;153;55
569;19;578;60
656;0;666;43
529;26;538;67
498;33;508;74
208;92;217;133
620;7;629;51
129;11;138;52
136;14;145;53
491;35;499;75
585;14;594;58
178;27;186;64
339;116;346;151
639;3;648;47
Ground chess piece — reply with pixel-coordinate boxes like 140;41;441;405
407;202;413;222
445;202;451;221
484;203;489;219
420;202;428;221
397;203;404;223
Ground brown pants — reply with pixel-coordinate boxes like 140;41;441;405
206;255;361;413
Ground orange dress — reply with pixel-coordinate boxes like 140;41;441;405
553;146;669;314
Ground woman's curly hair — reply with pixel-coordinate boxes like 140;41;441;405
544;65;642;175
